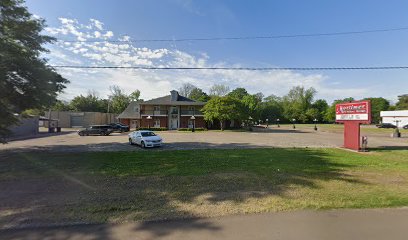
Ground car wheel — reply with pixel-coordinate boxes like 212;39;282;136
100;132;105;136
78;132;83;136
129;138;134;145
120;129;124;133
141;141;145;148
86;133;89;136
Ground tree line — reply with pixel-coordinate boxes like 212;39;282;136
177;83;407;129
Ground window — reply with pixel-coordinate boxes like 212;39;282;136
133;106;139;112
154;119;160;127
188;106;194;111
154;106;160;111
188;119;194;128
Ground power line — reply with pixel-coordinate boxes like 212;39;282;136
51;65;408;71
57;26;408;43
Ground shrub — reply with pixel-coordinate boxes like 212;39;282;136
177;128;207;132
136;127;167;131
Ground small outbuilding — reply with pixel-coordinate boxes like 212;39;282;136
380;110;408;128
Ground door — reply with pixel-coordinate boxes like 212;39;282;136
130;120;138;130
71;116;83;127
170;117;178;130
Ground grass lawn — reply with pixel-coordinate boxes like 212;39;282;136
1;148;408;227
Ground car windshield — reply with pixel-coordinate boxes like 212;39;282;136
141;132;156;137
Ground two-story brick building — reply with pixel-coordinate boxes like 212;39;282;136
118;90;206;130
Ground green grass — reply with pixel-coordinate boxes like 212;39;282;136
1;148;408;226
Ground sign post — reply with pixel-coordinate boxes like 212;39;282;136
335;101;371;151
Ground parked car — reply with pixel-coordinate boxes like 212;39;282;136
376;123;397;129
78;125;113;136
403;124;408;129
128;130;162;148
109;123;130;132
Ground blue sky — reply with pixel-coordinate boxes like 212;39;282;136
26;0;408;103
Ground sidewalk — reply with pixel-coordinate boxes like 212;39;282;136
1;208;408;240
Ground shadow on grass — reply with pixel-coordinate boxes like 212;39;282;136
0;145;365;239
369;146;408;151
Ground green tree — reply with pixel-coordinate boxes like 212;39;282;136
312;99;329;122
242;94;262;121
129;90;141;102
202;96;243;130
70;92;105;112
0;0;68;139
52;100;72;111
282;86;317;123
364;97;390;123
108;85;131;114
227;87;249;99
396;94;408;110
260;95;284;122
324;97;354;122
189;87;210;102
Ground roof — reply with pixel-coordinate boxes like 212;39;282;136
380;110;408;117
117;101;141;119
142;94;206;106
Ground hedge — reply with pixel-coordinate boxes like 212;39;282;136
136;127;168;131
177;128;207;132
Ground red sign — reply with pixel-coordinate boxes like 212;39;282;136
335;101;371;123
335;100;371;151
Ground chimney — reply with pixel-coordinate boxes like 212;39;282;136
170;90;179;101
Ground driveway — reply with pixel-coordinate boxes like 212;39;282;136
1;127;407;152
1;208;407;240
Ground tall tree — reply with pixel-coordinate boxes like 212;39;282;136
189;87;210;102
178;83;197;97
0;0;68;139
228;87;249;99
282;86;316;123
364;97;390;123
260;95;284;122
129;90;141;102
311;99;329;122
202;96;243;130
70;92;105;112
108;85;131;114
209;84;230;97
324;97;354;122
396;94;408;110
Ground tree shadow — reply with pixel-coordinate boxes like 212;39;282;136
0;144;368;239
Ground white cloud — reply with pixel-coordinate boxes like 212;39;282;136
90;18;104;30
45;17;370;102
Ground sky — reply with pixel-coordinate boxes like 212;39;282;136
25;0;408;103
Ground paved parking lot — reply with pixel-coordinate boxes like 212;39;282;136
1;127;407;152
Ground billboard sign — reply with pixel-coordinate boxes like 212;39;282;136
335;101;371;123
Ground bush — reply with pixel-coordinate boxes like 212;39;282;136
136;127;167;131
177;128;207;132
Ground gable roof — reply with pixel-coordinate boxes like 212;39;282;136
117;101;141;119
142;91;206;106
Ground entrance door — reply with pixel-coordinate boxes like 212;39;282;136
130;120;138;130
170;116;178;130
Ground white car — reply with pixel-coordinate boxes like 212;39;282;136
128;130;163;148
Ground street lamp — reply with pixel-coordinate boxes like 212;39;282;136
277;119;280;128
313;118;318;131
146;115;152;129
266;118;269;128
292;118;296;129
393;119;401;138
190;115;196;132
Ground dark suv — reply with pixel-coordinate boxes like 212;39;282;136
78;125;113;136
109;123;130;132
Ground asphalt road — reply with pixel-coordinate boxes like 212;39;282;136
1;208;407;240
1;127;407;152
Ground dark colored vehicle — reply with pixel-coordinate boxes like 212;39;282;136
78;125;113;136
109;123;130;132
376;123;397;129
403;124;408;130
